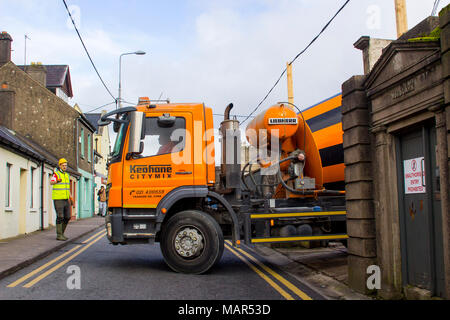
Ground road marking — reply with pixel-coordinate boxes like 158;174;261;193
10;231;106;288
82;229;107;244
7;245;82;288
224;243;294;300
23;232;106;288
226;240;312;300
7;229;106;288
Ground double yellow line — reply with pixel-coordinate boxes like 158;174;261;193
7;229;106;288
224;240;312;300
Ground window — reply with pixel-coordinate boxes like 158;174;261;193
88;133;91;162
140;117;186;158
85;178;89;205
5;163;11;207
80;127;85;158
30;167;36;208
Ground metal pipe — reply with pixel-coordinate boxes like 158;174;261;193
224;103;233;121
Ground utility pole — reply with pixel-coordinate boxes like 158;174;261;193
394;0;408;38
286;62;294;106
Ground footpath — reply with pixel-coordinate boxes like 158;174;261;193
253;242;372;300
0;216;105;280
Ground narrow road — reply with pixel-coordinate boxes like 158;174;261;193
0;227;324;300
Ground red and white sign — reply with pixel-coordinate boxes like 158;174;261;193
404;157;426;194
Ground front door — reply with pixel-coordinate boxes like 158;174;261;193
123;112;194;209
397;122;445;296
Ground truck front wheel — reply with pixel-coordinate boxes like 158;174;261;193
160;210;224;274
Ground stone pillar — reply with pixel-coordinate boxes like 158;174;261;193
342;75;377;294
371;126;403;299
354;36;392;75
439;4;450;299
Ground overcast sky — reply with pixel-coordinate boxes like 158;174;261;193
1;0;448;130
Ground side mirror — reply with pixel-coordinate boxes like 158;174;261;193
128;111;145;154
97;107;137;132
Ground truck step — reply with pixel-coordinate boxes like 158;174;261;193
123;233;155;238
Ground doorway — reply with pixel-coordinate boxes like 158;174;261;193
18;168;27;234
396;121;445;297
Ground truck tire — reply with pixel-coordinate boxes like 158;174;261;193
160;210;224;274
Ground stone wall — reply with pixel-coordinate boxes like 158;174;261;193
0;62;81;172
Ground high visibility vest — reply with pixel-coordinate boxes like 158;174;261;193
52;169;71;200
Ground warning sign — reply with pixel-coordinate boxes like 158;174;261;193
404;157;426;194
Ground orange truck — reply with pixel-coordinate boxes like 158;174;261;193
98;95;347;274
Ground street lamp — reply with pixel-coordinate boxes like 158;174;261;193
118;51;146;109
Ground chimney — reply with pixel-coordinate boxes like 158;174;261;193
0;82;16;129
354;36;392;75
25;62;47;87
0;31;13;67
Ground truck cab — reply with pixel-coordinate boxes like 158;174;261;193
101;100;234;274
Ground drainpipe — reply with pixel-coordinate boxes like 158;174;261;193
40;162;44;230
75;117;80;219
75;117;79;170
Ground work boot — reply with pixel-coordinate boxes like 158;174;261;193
56;224;67;241
62;222;69;240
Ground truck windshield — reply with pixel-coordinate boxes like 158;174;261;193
111;121;127;158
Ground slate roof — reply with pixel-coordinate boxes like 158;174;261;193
0;126;46;163
84;113;102;133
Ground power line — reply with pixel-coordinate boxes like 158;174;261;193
62;0;116;102
431;0;440;16
84;101;117;114
240;0;351;125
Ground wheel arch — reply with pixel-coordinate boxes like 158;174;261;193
155;187;240;245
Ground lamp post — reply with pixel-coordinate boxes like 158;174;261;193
118;50;146;109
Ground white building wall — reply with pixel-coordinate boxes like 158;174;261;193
0;147;42;240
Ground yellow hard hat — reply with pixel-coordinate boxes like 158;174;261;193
59;158;68;166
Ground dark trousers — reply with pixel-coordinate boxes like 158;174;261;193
54;199;71;224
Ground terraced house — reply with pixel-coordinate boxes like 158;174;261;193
0;31;95;239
